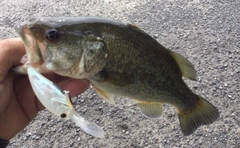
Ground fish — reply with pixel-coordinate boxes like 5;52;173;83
26;65;104;138
14;17;219;136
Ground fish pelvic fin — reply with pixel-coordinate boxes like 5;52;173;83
168;50;197;81
70;110;104;138
135;101;163;119
92;85;115;104
177;96;219;136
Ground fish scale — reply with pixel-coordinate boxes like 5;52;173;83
91;23;183;100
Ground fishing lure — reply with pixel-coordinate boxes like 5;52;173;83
27;66;104;138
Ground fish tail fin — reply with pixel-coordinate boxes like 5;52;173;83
70;110;104;138
177;96;219;136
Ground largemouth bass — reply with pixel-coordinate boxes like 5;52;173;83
14;17;219;136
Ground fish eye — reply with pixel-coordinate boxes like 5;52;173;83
45;29;60;41
60;113;67;118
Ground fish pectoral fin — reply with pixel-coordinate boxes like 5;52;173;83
92;85;115;104
167;50;197;81
135;100;163;119
177;96;219;136
70;110;104;138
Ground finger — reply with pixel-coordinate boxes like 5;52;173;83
58;79;90;97
0;38;25;82
35;79;89;112
42;73;90;96
33;75;89;111
0;38;25;66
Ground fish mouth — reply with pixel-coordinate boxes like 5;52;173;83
14;23;27;39
14;21;33;43
14;21;44;69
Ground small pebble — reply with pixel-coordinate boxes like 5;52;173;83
35;136;40;140
27;132;31;137
153;34;159;38
81;108;87;112
80;98;85;103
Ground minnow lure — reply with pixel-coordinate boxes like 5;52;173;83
27;66;104;138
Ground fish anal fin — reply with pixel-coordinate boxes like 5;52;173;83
168;50;197;81
135;100;163;119
177;96;219;136
92;85;115;104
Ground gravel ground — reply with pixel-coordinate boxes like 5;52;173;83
0;0;239;147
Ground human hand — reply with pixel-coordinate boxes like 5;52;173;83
0;38;90;140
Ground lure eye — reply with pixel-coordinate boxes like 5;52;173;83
45;29;60;41
60;113;67;118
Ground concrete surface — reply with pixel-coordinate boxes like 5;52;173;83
0;0;239;147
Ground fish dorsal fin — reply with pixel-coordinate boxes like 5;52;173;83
128;24;148;35
92;85;115;104
128;24;141;31
135;100;163;119
168;50;197;81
